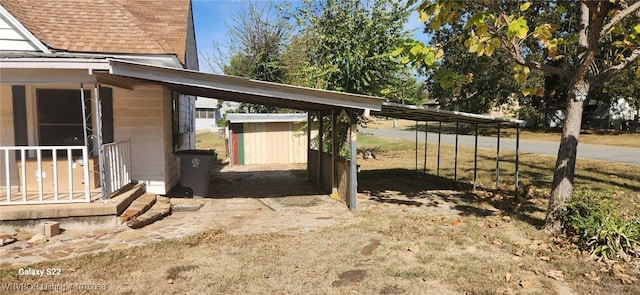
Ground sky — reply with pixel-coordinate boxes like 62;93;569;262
191;0;429;74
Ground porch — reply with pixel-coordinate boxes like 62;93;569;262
0;142;137;221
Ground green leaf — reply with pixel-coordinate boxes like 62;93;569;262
634;25;640;34
507;17;529;39
424;51;436;65
410;44;421;55
513;65;530;83
520;2;531;12
533;24;553;40
389;47;404;58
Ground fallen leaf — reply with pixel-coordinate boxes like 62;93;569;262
451;220;462;226
545;270;565;281
514;249;525;256
505;272;512;282
493;238;503;245
615;272;638;285
519;279;533;289
408;244;420;252
538;255;551;262
612;264;638;285
584;272;601;282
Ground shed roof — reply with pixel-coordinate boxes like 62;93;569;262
0;0;191;64
373;102;525;125
226;113;308;124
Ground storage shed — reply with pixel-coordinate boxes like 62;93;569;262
226;113;308;165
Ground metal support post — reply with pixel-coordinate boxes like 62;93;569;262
495;123;501;191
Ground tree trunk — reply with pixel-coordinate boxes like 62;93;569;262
545;86;586;234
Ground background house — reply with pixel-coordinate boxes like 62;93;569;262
195;97;222;132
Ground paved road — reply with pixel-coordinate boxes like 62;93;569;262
362;128;640;166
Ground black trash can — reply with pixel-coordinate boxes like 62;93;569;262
175;150;216;198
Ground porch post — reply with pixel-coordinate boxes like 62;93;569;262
473;123;478;190
454;122;459;181
80;84;89;147
495;122;501;191
307;112;312;181
437;122;442;177
414;121;418;171
423;121;428;173
348;110;358;209
515;125;520;199
331;110;337;194
317;111;324;190
94;83;108;200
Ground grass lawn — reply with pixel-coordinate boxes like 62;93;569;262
1;133;638;294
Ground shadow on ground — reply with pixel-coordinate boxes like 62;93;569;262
357;169;546;227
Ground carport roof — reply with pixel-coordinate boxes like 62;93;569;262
102;59;384;111
373;102;525;125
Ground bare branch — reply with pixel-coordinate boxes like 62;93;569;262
590;46;640;88
600;1;640;40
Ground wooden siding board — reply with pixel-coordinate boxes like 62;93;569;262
112;85;170;194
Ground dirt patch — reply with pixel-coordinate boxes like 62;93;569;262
332;269;368;287
360;239;381;255
380;284;405;294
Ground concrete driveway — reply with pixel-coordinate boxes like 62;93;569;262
363;128;640;166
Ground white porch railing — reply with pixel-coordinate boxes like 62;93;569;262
103;141;132;197
0;146;91;205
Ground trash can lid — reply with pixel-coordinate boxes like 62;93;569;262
175;149;216;155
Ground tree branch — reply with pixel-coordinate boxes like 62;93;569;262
600;1;640;40
590;46;640;88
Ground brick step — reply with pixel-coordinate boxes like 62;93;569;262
126;196;172;229
118;193;157;225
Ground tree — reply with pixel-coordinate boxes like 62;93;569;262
394;0;640;234
288;0;416;99
203;2;293;113
425;22;532;114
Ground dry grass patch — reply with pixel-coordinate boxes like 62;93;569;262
3;207;638;294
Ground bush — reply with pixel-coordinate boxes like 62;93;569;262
562;188;640;261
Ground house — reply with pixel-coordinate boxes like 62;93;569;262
195;97;222;132
0;0;198;206
1;0;384;221
226;113;308;165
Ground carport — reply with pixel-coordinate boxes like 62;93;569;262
100;59;384;209
372;102;525;197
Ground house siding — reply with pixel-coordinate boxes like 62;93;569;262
0;14;38;51
112;84;176;194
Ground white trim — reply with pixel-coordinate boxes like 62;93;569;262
0;5;50;52
0;58;110;70
107;59;384;111
226;113;308;124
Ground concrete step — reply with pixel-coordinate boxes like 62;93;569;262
118;193;156;225
126;196;172;229
114;183;147;216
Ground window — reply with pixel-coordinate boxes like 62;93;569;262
195;108;215;119
36;89;91;153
